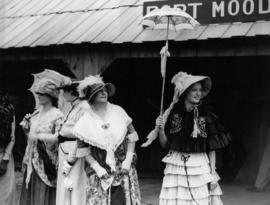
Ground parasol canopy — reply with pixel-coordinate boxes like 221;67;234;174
142;6;199;31
29;69;71;110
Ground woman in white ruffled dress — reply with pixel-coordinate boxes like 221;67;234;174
156;72;231;205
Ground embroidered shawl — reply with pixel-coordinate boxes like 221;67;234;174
165;103;231;153
72;103;132;170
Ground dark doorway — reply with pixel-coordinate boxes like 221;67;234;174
0;59;75;167
103;56;270;182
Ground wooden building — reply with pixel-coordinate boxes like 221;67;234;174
1;0;270;182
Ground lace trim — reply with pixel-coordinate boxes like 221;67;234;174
73;130;126;153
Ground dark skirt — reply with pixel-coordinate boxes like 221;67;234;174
111;185;125;205
20;169;56;205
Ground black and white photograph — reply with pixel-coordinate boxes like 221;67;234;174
0;0;270;204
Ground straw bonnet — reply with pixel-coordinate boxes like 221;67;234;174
35;78;60;98
78;75;115;101
171;71;212;102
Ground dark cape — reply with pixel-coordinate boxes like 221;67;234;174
165;102;231;153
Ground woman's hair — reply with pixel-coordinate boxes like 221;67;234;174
69;89;79;97
47;95;58;108
63;86;79;97
172;97;185;113
88;92;98;104
173;89;188;112
0;91;11;107
83;85;92;102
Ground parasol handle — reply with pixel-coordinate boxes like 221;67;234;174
160;71;166;116
160;17;170;116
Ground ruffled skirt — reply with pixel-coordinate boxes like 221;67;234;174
159;151;223;205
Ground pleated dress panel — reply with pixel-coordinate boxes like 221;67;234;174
159;151;223;205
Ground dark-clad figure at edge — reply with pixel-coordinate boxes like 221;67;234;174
0;91;16;205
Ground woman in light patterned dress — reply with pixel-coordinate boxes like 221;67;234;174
156;71;231;205
19;79;63;205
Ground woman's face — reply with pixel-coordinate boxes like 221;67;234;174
36;93;52;106
92;87;108;103
63;90;74;102
185;82;202;104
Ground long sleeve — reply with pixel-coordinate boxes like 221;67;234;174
121;123;138;171
63;100;90;161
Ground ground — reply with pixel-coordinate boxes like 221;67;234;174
16;172;270;205
140;178;270;205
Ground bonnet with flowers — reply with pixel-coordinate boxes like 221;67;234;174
163;71;231;152
163;71;211;128
77;75;115;101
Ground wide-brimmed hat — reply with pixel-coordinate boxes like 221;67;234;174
171;71;211;102
78;75;115;101
35;78;60;98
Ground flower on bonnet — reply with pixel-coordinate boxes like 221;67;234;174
77;75;104;98
170;71;212;105
171;71;192;98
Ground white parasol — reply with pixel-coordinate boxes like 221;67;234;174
141;6;199;147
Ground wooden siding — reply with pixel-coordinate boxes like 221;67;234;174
0;37;270;79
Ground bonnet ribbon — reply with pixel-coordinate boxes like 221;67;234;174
191;106;200;138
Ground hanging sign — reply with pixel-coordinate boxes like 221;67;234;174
143;0;270;24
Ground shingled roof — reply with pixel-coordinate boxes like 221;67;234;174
0;0;270;48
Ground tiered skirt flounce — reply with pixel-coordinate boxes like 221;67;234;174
159;151;223;205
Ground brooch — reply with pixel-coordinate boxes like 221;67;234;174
101;123;110;129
